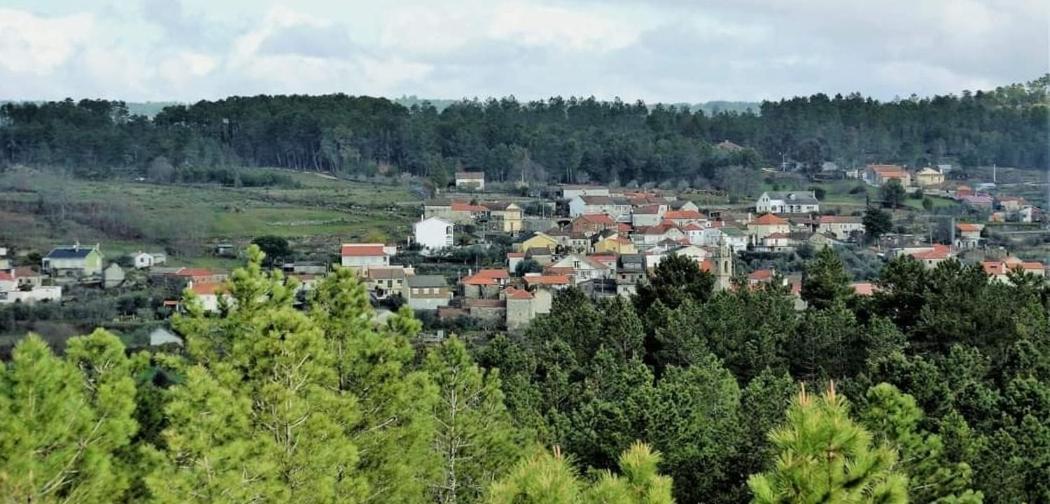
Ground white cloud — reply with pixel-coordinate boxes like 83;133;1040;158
0;8;94;74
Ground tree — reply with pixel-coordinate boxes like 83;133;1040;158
880;180;907;209
634;253;714;312
747;384;909;504
0;331;139;502
425;337;523;504
251;235;292;265
487;443;673;504
863;207;894;243
860;383;981;503
801;245;852;311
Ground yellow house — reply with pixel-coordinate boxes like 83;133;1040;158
517;232;558;252
484;202;523;233
594;235;637;255
914;167;945;187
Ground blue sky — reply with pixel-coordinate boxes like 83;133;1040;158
1;0;1046;103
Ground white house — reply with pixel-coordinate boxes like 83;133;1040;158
568;195;632;219
561;185;610;200
755;191;820;214
131;251;156;269
413;217;454;254
340;243;394;271
454;171;485;190
0;286;61;304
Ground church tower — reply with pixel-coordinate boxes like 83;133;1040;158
715;235;733;292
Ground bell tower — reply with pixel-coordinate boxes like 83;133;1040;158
715;235;733;292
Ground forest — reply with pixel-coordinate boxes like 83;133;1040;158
0;75;1046;186
0;245;1046;503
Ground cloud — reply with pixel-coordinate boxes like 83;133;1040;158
0;1;1044;102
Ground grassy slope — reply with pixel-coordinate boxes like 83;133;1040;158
0;169;416;265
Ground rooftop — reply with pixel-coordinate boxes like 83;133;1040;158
341;244;388;257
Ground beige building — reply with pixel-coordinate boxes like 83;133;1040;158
864;164;912;187
455;171;485;190
816;216;865;240
914;167;945;187
483;202;523;233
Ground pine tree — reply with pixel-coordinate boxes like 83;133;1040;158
153;245;368;502
801;245;852;311
860;384;981;503
0;332;139;502
426;337;523;503
747;384;909;504
311;267;440;502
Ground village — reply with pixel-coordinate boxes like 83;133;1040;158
1;161;1047;347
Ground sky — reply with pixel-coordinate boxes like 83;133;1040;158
0;0;1047;103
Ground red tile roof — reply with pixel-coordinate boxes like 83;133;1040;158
749;269;774;282
753;213;788;225
504;287;534;300
851;282;877;296
451;202;488;212
341;244;386;257
818;215;862;224
910;244;952;261
525;274;571;286
956;223;983;232
462;269;509;285
175;267;220;278
190;282;226;295
577;214;616;225
0;271;14;281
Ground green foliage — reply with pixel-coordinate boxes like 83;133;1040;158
801;246;852;310
879;180;907;209
487;443;673;504
747;385;909;504
862;207;893;243
251;235;292;264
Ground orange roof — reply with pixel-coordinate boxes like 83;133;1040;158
956;223;983;232
910;244;951;261
665;210;703;220
869;164;908;175
190;281;226;295
0;271;13;281
765;232;790;239
451;202;488;212
700;259;714;273
341;244;386;257
753;213;788;225
462;268;509;285
507;252;525;258
504;287;534;300
577;214;616;225
749;269;774;282
176;267;219;278
616;223;633;232
682;223;704;231
524;274;571;286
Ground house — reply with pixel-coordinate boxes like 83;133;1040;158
571;214;617;235
518;232;558;253
615;254;647;296
568;195;631;219
461;269;509;299
959;194;994;208
340;243;394;271
455;171;485;191
12;267;42;289
525;247;554;266
483;202;523;233
188;281;228;313
955;223;984;249
914;167;945;187
505;287;536;331
759;233;795;252
405;275;452;310
0;270;15;293
103;263;125;289
561;185;610;200
663;210;705;226
632;224;685;248
902;244;953;269
414;217;454;253
507;252;526;274
363;266;412;299
214;243;236;257
593;235;637;255
523;274;571;291
748;213;791;240
0;284;61;304
173;267;228;283
423;200;486;224
549;254;610;285
864;164;912;187
631;205;665;227
130;251;163;269
1018;206;1041;223
669;199;700;213
42;243;103;277
816;216;865;241
546;229;591;253
982;257;1045;283
755;191;820;214
997;196;1026;212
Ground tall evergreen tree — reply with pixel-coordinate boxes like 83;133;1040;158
747;384;909;504
801;245;852;311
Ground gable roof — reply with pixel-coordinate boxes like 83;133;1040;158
451;201;489;212
818;215;863;224
764;191;819;205
956;223;983;233
341;244;387;257
753;213;788;225
455;171;484;179
462;269;510;286
579;195;615;205
664;210;703;220
190;281;227;296
868;164;909;176
576;214;616;225
407;275;448;288
910;244;952;261
523;274;571;287
45;245;96;259
504;286;534;300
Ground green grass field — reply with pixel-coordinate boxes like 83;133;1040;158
0;168;417;265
